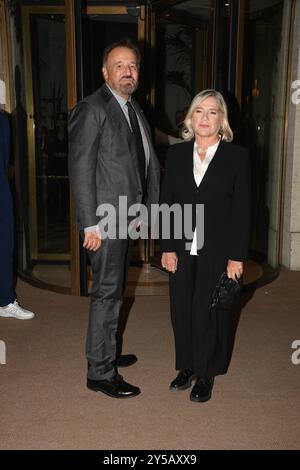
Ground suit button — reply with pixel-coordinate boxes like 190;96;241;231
138;191;142;196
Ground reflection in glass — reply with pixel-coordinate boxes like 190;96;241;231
242;0;291;267
9;2;71;289
82;14;138;97
31;14;69;255
155;0;213;164
152;0;213;266
80;12;140;279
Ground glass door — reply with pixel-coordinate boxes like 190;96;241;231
81;11;139;97
241;0;293;269
150;0;214;267
67;2;147;294
22;2;71;290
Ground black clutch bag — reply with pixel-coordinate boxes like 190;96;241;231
210;271;243;310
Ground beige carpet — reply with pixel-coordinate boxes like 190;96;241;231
0;268;300;450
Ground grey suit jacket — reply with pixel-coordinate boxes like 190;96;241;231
68;84;160;230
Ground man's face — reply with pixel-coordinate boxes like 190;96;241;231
102;47;139;99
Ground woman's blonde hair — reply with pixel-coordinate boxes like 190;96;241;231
182;89;233;142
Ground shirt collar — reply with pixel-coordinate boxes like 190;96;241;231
193;139;220;163
106;84;130;108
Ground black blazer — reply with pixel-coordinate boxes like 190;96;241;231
68;84;160;230
160;139;251;261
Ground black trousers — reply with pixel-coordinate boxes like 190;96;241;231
169;251;234;378
0;207;15;307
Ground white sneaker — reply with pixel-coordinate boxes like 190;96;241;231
0;300;35;320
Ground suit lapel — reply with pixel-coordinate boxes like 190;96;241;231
101;86;132;147
186;140;197;189
132;99;156;164
133;101;151;140
101;85;143;188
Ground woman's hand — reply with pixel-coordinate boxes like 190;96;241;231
227;259;243;281
161;252;178;274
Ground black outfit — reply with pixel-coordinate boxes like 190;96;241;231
160;139;251;378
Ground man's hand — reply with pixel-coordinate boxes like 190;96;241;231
227;259;243;280
161;252;178;274
83;231;101;251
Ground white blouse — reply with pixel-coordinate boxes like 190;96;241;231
190;139;220;255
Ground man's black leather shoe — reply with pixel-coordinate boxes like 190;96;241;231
112;354;138;368
169;369;195;391
190;377;214;402
87;374;141;399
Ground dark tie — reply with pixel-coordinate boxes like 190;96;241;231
126;101;146;193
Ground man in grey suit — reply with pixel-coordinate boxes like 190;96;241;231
68;39;160;399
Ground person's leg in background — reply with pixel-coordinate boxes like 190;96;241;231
0;212;34;320
0;211;15;308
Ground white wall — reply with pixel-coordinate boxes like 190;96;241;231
282;0;300;270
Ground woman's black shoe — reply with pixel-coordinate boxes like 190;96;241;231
169;369;195;391
190;377;214;402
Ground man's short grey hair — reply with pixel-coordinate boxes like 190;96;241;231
102;38;141;67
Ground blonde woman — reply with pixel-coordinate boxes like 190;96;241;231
160;89;251;402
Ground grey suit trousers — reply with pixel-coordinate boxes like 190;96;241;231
86;236;132;380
